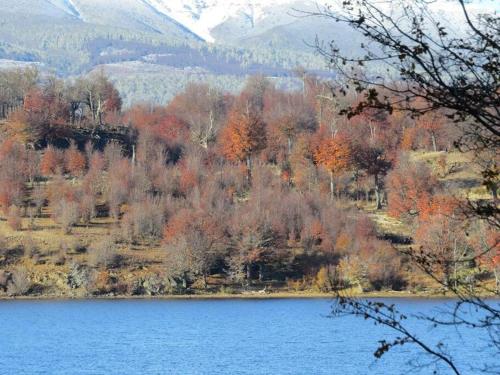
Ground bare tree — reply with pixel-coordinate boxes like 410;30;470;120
121;196;166;244
73;72;122;127
168;83;227;148
52;199;80;234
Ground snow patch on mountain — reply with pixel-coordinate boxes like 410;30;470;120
11;0;500;44
143;0;312;42
139;0;499;44
46;0;81;19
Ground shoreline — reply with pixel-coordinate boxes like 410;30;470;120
2;291;495;301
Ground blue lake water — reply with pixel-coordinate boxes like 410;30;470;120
0;298;496;375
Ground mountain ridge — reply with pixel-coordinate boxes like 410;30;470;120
0;0;497;106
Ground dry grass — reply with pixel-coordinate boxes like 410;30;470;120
0;207;167;297
411;150;490;200
369;210;410;238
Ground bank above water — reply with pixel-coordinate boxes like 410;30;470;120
0;289;483;301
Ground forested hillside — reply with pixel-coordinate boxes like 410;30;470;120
0;68;497;298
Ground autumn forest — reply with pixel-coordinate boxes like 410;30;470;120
0;68;497;298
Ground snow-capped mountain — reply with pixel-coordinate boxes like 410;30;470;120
41;0;321;43
40;0;499;44
0;0;497;106
143;0;312;43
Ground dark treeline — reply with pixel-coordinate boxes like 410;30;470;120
0;68;497;297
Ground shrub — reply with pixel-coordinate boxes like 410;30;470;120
88;238;122;269
367;263;406;291
94;270;111;290
315;266;336;292
79;193;96;225
287;277;309;292
0;234;7;257
336;255;366;290
7;266;31;296
53;241;69;265
22;236;39;260
6;205;22;231
73;240;88;254
132;273;169;296
31;184;46;217
53;199;80;234
0;270;9;291
121;197;165;243
53;251;66;266
106;158;131;219
67;263;94;290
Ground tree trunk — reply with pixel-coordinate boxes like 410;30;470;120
202;273;208;289
258;264;264;282
354;172;360;201
246;263;252;285
374;188;382;210
443;259;451;292
374;174;383;210
182;273;187;289
431;132;437;152
330;171;334;201
97;97;103;126
453;239;458;290
246;156;252;185
490;183;498;202
88;90;94;124
204;109;214;149
369;121;376;140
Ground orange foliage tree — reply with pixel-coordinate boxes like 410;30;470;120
220;101;267;183
20;82;70;146
314;135;351;199
386;154;438;220
400;127;418;151
0;139;29;213
40;146;62;176
417;194;458;222
65;142;86;177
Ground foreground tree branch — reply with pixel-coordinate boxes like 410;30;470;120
309;0;500;372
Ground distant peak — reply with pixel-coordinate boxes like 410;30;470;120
46;0;82;19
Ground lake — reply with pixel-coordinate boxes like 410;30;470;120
0;298;496;374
